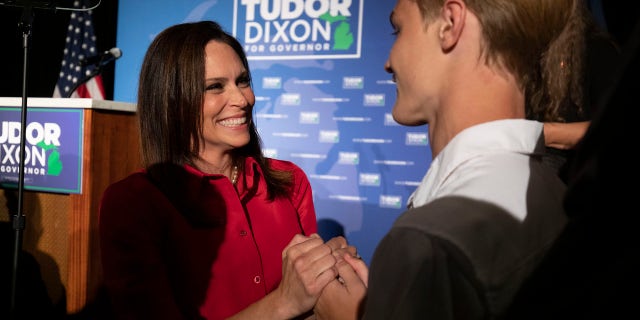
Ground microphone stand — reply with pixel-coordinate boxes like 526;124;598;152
4;1;105;318
10;3;35;319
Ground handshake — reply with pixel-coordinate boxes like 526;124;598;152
275;233;368;320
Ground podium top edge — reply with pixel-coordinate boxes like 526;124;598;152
0;97;137;113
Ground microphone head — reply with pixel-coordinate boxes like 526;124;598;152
109;47;122;59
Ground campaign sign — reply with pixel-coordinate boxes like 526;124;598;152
234;0;364;60
0;107;83;194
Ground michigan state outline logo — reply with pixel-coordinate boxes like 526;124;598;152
0;107;83;194
233;0;364;60
0;121;64;178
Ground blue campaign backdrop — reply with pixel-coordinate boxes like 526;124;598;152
114;0;431;264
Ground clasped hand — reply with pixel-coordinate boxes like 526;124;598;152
276;233;368;320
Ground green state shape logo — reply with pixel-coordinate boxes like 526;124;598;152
36;141;63;176
319;12;354;50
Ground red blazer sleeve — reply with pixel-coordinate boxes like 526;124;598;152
98;173;185;319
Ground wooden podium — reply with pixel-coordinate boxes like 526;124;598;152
0;97;141;314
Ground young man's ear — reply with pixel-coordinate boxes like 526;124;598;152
439;0;465;51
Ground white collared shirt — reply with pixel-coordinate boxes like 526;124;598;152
408;119;546;222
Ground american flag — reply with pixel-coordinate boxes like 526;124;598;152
53;0;105;99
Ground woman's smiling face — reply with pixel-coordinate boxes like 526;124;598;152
199;40;255;157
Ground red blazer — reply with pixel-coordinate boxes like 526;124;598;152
99;157;317;319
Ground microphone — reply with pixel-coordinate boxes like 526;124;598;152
79;47;122;67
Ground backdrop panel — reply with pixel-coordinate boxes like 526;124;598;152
114;0;431;264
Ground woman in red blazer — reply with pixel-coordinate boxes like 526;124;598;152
99;20;352;320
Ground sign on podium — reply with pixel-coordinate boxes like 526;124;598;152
0;97;136;194
0;97;140;314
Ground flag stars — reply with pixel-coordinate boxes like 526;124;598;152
53;0;105;99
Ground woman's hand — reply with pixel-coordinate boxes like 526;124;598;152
273;233;340;318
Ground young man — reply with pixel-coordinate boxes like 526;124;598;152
314;0;582;318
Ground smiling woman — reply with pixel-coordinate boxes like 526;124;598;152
97;20;354;320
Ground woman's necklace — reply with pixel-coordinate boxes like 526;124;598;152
231;165;238;185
